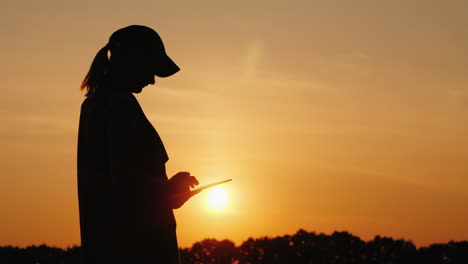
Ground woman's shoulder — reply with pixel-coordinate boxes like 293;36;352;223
101;91;142;121
84;91;137;112
80;91;141;121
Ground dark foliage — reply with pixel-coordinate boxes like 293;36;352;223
0;244;80;264
1;230;467;264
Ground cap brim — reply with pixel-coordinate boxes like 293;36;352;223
154;54;180;77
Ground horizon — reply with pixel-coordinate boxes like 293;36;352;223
1;228;466;250
1;0;467;250
4;229;468;264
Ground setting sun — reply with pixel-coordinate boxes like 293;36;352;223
206;186;228;210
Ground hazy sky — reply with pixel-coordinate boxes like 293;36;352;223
1;0;467;248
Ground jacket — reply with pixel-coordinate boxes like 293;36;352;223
77;91;179;264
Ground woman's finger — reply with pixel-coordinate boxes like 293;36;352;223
190;176;199;185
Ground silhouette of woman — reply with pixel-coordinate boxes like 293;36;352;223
77;25;199;264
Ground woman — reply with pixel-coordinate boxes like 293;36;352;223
77;25;199;264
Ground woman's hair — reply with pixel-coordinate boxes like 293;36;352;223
80;25;180;96
80;45;111;96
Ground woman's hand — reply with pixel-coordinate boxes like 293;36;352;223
168;172;199;209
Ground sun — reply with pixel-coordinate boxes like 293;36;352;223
206;186;228;210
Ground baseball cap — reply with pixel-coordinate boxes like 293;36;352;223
108;25;180;77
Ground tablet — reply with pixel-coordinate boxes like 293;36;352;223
192;179;232;192
173;179;232;198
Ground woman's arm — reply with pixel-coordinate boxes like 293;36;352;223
104;93;199;209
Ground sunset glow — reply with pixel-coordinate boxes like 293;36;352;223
1;0;468;250
206;187;228;210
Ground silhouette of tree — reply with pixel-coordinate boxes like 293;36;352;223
237;236;296;264
365;235;417;264
180;239;237;264
2;230;468;264
0;244;80;264
418;241;468;264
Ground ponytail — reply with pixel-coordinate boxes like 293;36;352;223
80;44;111;96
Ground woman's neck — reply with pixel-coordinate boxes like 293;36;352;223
105;73;134;93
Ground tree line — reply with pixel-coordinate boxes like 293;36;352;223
1;229;467;263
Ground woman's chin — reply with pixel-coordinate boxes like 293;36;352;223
131;86;144;94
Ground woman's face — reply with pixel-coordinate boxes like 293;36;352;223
129;65;155;93
112;48;158;93
126;54;157;93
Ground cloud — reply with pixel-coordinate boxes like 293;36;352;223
242;39;263;78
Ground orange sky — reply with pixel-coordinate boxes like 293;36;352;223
1;0;468;248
